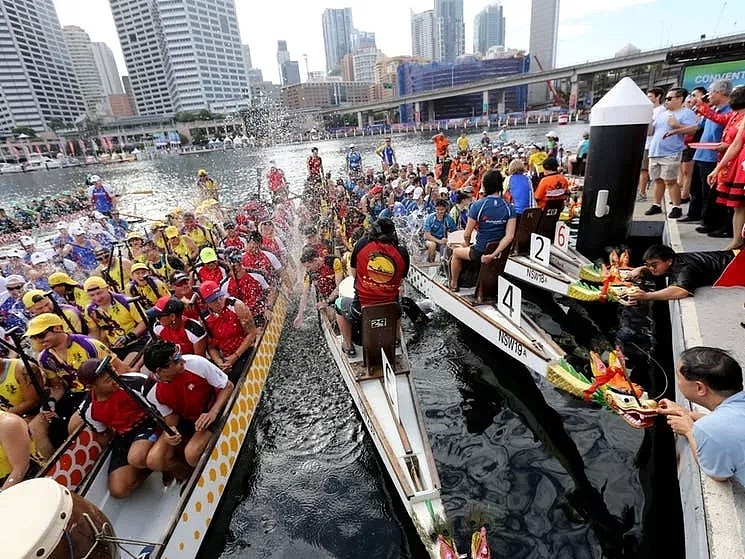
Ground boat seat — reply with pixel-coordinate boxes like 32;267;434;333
361;302;399;374
535;198;564;239
513;208;542;255
474;241;508;303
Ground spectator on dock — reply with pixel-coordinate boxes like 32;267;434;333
659;347;745;486
627;244;735;301
638;88;665;202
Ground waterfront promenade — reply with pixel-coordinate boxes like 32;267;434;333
635;197;745;559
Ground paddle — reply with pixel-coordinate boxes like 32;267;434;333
400;296;431;325
97;355;177;436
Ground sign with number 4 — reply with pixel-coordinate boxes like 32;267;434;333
554;222;569;252
529;233;551;266
497;276;521;327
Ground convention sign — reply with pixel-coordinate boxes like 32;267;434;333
681;59;745;92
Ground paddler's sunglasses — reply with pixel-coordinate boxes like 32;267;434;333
7;285;23;291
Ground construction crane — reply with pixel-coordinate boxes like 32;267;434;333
533;54;564;107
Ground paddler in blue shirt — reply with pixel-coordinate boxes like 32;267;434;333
448;170;516;291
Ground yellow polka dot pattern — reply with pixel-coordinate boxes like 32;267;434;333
162;294;287;558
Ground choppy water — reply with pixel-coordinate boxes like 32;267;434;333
0;123;682;558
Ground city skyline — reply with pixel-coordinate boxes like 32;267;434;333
53;0;745;86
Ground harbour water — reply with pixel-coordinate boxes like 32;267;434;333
0;123;682;558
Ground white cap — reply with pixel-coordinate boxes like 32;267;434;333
30;251;47;265
92;211;105;220
7;249;23;259
19;236;34;247
439;186;449;194
349;144;355;148
69;225;85;236
56;221;68;231
405;184;416;194
413;186;424;200
89;174;101;182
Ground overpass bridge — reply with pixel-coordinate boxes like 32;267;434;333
320;32;745;124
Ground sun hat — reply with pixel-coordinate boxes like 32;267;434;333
25;313;64;337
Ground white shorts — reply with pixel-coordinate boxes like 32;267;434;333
649;154;681;182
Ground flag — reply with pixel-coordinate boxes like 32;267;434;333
90;138;98;152
715;250;745;287
9;144;19;157
68;141;75;155
34;144;41;155
78;139;87;155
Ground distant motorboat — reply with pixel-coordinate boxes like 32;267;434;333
0;162;23;174
59;156;82;168
22;154;60;171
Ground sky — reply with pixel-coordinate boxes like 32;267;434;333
53;0;745;85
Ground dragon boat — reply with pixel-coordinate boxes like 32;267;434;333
547;348;658;429
34;292;288;558
320;276;454;559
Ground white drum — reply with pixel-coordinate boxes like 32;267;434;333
1;478;117;559
2;478;72;559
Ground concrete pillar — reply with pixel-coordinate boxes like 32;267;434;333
427;102;435;123
496;90;506;116
482;91;490;118
576;77;653;261
569;71;579;112
357;111;364;129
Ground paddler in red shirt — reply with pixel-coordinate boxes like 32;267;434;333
77;358;156;498
144;340;234;473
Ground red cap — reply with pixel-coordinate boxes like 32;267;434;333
199;280;222;303
369;186;383;196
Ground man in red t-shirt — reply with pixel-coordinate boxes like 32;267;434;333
144;341;234;471
335;218;409;356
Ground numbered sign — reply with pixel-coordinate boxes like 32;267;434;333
382;349;399;421
529;233;551;266
554;221;569;252
497;276;522;327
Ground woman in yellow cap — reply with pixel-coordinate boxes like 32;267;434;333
48;271;91;311
23;289;84;334
164;225;198;263
196;169;218;201
126;230;147;262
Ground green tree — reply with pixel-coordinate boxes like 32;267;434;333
11;126;37;138
190;128;207;146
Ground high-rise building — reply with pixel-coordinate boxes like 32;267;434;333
435;0;465;63
411;10;437;62
63;26;108;116
91;43;124;96
277;41;300;86
109;0;248;115
474;3;506;55
322;8;353;75
352;48;382;83
528;0;560;105
351;30;376;52
242;44;253;70
0;0;85;132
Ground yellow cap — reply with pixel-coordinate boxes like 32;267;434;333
150;221;166;232
131;262;149;273
48;272;76;287
198;169;207;176
22;289;46;309
25;313;65;337
126;231;144;240
164;226;179;239
83;276;108;291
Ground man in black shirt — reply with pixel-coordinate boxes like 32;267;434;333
628;244;735;301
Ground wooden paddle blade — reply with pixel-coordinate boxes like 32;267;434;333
514;207;542;254
400;297;431;324
715;250;745;287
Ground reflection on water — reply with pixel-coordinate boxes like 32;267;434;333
0;124;679;558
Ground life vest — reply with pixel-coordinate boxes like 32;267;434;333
128;276;168;309
154;370;215;422
0;360;25;410
354;240;407;306
39;334;102;393
181;225;210;248
204;297;245;356
197;264;227;286
170;238;192;261
89;388;147;435
227;274;265;319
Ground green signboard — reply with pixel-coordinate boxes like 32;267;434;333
682;59;745;91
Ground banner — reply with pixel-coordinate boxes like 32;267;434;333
682;59;745;91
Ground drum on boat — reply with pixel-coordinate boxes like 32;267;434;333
1;478;117;559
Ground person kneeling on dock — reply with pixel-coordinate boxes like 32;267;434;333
627;244;736;302
144;341;234;477
449;170;516;290
75;358;156;498
659;347;745;486
335;218;409;356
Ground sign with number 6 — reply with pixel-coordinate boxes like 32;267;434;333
554;222;569;252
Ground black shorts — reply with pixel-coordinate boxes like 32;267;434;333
334;296;361;324
175;416;219;441
681;147;696;162
108;420;158;473
468;247;484;261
